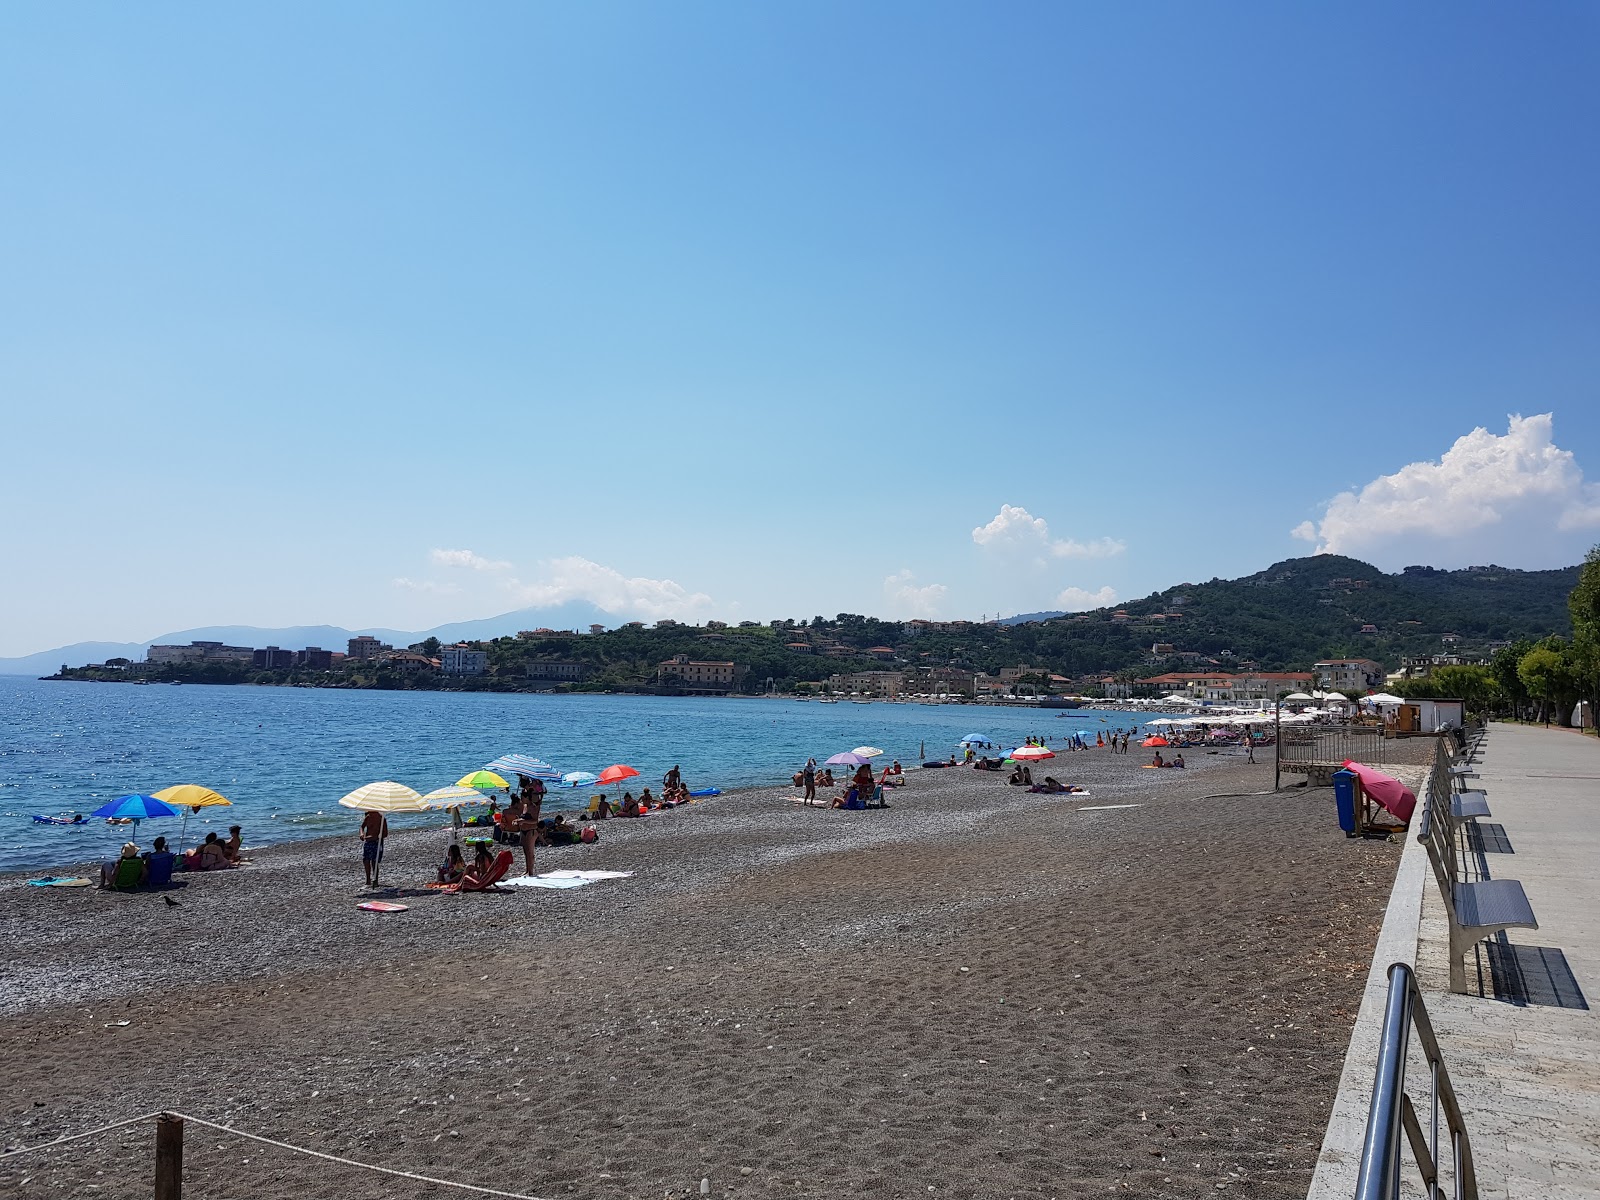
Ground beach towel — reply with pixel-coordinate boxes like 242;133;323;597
504;876;589;889
1341;761;1416;823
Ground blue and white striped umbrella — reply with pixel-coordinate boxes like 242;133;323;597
486;754;562;781
558;771;600;788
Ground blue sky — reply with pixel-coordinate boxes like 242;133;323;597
3;2;1599;655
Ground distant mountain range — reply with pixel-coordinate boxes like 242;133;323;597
0;601;616;676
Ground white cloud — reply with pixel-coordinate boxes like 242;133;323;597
972;504;1125;559
883;569;948;619
391;577;460;595
431;548;513;572
1292;414;1600;564
508;557;714;621
1056;585;1118;612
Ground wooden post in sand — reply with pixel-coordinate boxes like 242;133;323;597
154;1112;183;1200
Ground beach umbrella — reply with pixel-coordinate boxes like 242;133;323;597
337;782;426;887
596;764;640;786
559;771;600;788
957;734;993;746
1283;692;1313;702
1142;736;1170;747
152;784;232;854
90;794;179;843
422;784;491;846
852;746;884;759
486;754;563;782
825;751;867;767
1008;746;1055;761
457;770;511;791
421;785;489;808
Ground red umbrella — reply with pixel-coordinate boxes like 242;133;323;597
1008;746;1056;761
1142;736;1170;747
596;764;641;786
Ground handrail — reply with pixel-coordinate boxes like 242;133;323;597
1353;962;1478;1200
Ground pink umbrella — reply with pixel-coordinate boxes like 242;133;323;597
1341;760;1415;823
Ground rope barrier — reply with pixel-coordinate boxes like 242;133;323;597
0;1111;166;1160
1;1109;550;1200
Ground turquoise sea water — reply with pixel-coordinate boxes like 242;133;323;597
0;676;1155;873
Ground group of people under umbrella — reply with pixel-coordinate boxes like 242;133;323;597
795;746;903;807
338;753;656;886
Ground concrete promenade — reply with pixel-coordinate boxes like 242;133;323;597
1310;722;1600;1198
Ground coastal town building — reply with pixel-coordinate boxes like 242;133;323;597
1136;670;1315;701
383;650;436;671
657;655;737;691
147;641;255;665
1313;658;1386;692
525;661;592;683
827;671;904;697
252;647;295;670
297;647;333;669
440;646;488;675
347;635;389;661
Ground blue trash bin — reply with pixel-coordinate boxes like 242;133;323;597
1332;768;1357;836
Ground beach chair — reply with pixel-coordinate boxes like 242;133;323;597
108;857;146;890
451;850;513;893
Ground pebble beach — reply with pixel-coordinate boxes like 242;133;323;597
0;747;1400;1198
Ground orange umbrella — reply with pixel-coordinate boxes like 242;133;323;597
1142;736;1170;747
596;764;640;786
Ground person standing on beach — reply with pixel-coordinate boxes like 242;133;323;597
507;795;537;877
359;810;387;887
1245;732;1256;764
802;758;816;804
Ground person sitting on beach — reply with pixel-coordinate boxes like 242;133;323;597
223;825;243;863
437;844;466;885
1172;753;1185;769
1008;765;1026;785
852;763;875;800
142;837;176;886
889;760;902;777
619;793;642;818
639;786;658;810
463;843;495;886
1151;750;1165;768
197;831;232;871
818;768;835;788
595;793;613;819
101;843;147;889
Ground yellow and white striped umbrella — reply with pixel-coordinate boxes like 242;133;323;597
420;785;491;809
337;781;426;812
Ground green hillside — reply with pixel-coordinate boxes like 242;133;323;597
54;554;1581;692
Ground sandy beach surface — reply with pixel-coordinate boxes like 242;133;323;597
0;746;1401;1199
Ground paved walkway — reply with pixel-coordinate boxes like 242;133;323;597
1415;722;1600;1198
1309;723;1600;1198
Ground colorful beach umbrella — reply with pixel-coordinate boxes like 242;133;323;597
91;795;179;821
595;764;640;786
486;755;563;781
90;794;179;843
337;781;426;812
152;785;232;854
337;782;424;887
825;752;868;767
1007;746;1055;762
420;785;490;808
1142;736;1170;748
957;734;993;746
559;771;600;788
456;770;510;790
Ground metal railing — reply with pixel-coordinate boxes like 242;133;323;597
1277;724;1395;767
1354;962;1478;1200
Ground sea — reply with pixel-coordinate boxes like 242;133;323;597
0;676;1156;874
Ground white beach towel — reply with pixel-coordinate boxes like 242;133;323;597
541;869;634;880
504;876;590;889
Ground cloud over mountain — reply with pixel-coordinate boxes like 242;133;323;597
972;504;1125;559
1292;414;1600;568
